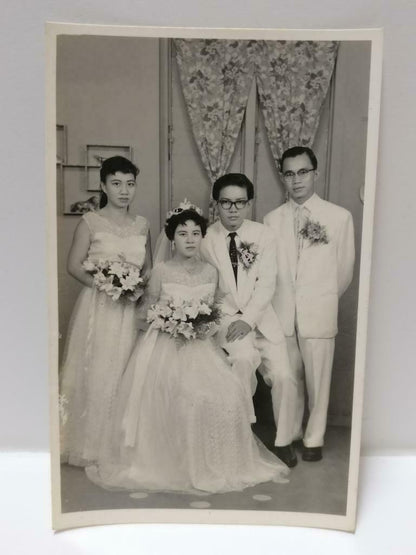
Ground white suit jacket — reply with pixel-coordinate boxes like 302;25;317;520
264;194;355;339
200;219;285;344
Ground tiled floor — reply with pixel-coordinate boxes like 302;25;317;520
61;425;350;516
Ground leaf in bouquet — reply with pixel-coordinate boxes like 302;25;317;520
120;273;142;291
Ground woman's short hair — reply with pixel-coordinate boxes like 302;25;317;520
164;209;208;241
212;173;254;201
99;156;139;208
100;156;139;183
279;146;318;172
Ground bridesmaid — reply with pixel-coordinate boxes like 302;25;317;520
60;156;151;467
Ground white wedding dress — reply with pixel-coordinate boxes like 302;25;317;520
86;261;289;494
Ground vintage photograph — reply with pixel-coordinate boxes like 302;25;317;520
47;24;382;531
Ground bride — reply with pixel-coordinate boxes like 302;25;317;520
86;201;289;494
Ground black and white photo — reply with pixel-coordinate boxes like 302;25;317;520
46;24;382;532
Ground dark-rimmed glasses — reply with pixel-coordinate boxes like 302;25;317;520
217;199;249;210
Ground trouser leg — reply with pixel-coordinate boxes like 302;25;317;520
298;337;335;447
256;335;297;447
285;334;305;441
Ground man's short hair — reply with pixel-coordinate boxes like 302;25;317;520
280;146;318;172
212;173;254;201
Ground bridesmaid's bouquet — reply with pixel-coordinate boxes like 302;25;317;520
82;256;145;302
147;297;222;342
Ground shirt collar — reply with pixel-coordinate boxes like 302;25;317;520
289;192;318;213
218;219;247;238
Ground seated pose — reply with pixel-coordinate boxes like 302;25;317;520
86;202;289;494
200;174;298;468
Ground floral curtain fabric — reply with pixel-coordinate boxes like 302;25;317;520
174;39;338;215
174;39;256;220
174;39;256;183
254;40;338;165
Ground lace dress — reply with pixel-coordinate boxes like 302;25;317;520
86;260;289;494
60;211;149;467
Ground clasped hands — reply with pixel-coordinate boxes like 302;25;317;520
226;319;252;342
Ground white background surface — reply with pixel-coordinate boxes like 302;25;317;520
1;453;415;553
1;0;415;552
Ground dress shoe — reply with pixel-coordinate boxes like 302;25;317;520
274;444;298;468
292;438;304;450
302;446;322;462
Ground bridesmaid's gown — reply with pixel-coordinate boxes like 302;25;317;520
60;211;149;467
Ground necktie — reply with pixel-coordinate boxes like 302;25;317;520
228;232;238;284
294;205;304;261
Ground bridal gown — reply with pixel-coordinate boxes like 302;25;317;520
86;261;289;493
60;211;149;467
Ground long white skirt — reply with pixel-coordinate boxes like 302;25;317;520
86;328;289;494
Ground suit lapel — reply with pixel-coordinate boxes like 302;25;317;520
236;221;255;303
210;223;239;305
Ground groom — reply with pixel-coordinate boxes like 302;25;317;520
264;146;355;462
200;173;298;468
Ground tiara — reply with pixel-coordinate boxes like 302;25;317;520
166;198;203;220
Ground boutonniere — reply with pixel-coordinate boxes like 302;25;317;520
299;218;329;245
238;241;259;270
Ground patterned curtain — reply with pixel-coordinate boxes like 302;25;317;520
174;39;256;220
254;40;338;166
174;39;338;218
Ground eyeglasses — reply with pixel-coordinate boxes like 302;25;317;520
217;199;249;210
282;168;315;182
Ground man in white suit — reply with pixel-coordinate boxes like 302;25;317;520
200;173;298;467
264;146;355;462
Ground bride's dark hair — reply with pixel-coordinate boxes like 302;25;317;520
165;209;208;241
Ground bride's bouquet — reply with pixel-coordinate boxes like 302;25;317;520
147;297;221;342
82;255;145;302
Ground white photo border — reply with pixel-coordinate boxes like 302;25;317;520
46;23;383;532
